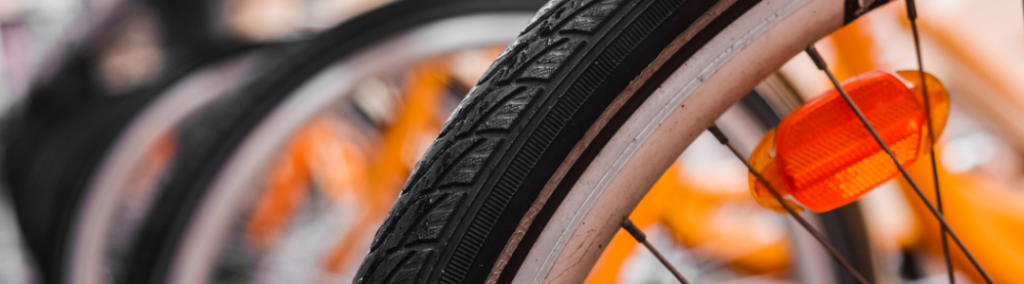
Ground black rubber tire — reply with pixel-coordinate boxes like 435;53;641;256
117;0;550;283
354;0;877;283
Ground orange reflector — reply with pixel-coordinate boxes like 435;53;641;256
749;70;949;213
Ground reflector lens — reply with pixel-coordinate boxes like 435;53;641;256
897;70;950;144
748;128;802;213
749;70;949;212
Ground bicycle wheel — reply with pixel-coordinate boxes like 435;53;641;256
113;1;549;283
355;0;889;283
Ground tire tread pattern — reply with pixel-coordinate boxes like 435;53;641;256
356;0;631;283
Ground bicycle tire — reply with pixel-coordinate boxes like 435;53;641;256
355;0;886;283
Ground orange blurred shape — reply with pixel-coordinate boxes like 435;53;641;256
903;149;1024;284
750;70;949;213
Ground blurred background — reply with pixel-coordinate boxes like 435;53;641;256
1;0;1023;283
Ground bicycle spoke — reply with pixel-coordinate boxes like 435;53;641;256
706;126;871;284
804;45;995;284
622;219;692;284
902;1;955;282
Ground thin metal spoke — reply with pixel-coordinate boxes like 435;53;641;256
902;0;955;282
706;126;871;284
622;219;692;284
804;45;995;284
